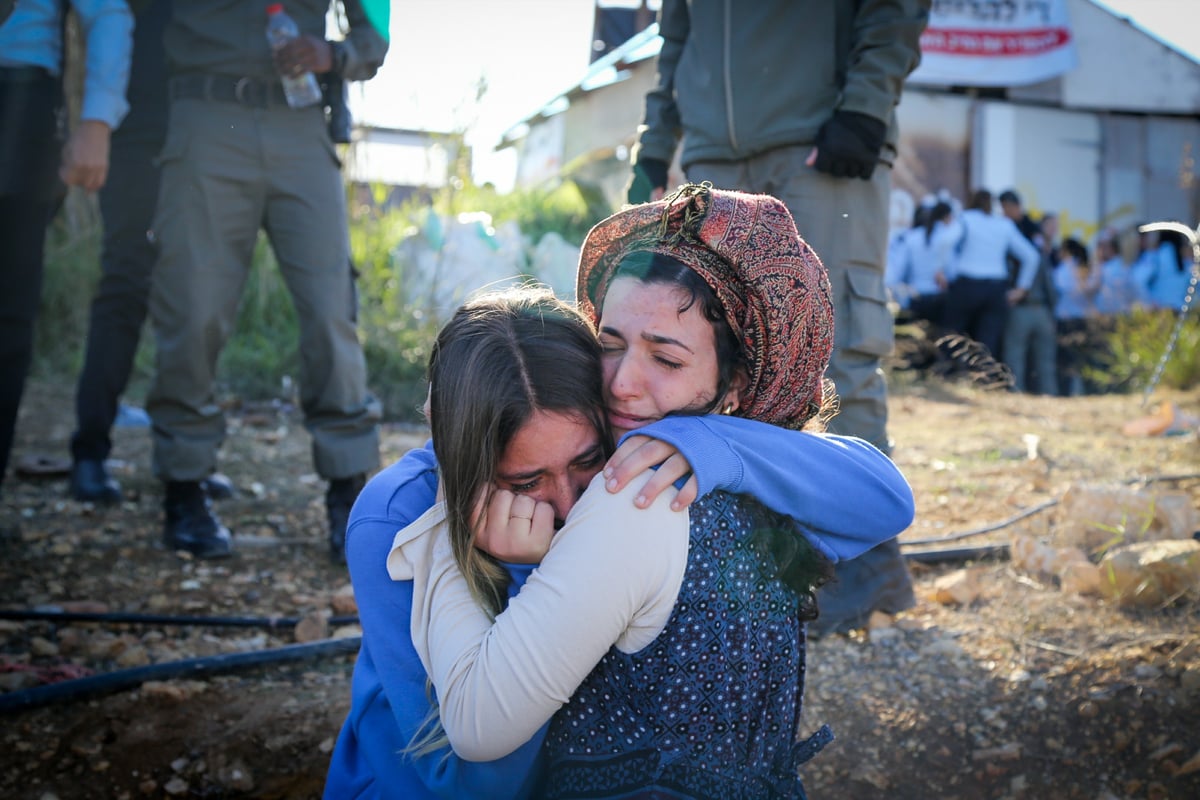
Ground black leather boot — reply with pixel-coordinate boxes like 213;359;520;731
70;458;122;505
202;472;236;501
809;537;916;637
326;473;366;564
163;480;233;559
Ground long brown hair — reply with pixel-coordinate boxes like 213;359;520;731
428;286;610;618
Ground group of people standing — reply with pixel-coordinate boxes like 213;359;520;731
886;187;1196;395
1;0;388;561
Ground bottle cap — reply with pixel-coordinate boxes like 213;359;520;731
266;3;284;15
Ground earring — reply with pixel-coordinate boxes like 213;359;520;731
722;403;735;415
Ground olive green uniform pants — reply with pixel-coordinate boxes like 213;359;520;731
147;97;380;482
689;145;893;452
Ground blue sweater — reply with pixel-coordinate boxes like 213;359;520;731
323;417;914;798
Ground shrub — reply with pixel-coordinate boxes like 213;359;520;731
1086;307;1200;393
350;192;437;421
36;213;104;381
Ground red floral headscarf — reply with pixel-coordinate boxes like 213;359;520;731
576;184;834;430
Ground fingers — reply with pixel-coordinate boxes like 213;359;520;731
273;36;332;75
507;493;538;523
529;502;555;541
58;156;107;193
605;437;694;509
604;436;674;493
474;488;554;564
629;453;688;509
273;39;308;75
675;475;699;510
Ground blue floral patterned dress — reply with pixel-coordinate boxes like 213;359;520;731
539;491;832;800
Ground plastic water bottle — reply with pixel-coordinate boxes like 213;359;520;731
265;3;322;109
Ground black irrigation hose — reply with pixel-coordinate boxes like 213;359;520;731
901;499;1059;548
903;543;1010;565
0;609;360;629
0;636;362;715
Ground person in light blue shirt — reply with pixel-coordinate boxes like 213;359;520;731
885;201;954;325
1053;238;1100;322
1093;228;1140;316
942;189;1040;361
1143;229;1195;312
0;0;131;495
1052;237;1100;396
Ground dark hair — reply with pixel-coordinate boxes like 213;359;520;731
998;189;1020;206
968;189;992;213
606;251;746;416
428;286;610;617
1158;229;1189;273
924;201;953;245
1062;237;1089;266
910;204;932;231
747;504;835;622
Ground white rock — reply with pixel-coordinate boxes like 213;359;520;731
1098;539;1200;608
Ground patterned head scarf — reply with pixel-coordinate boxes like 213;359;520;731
576;183;834;429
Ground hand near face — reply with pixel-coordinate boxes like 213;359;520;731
472;487;556;564
603;435;695;511
272;34;333;76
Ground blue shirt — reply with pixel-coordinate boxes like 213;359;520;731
1053;257;1099;321
323;417;914;798
886;222;954;305
324;444;546;800
948;210;1039;288
0;0;132;128
1144;242;1194;311
1094;256;1137;316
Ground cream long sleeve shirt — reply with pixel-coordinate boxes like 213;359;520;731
387;470;689;762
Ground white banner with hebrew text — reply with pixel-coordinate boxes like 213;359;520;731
910;0;1078;87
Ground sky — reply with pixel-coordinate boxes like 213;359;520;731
350;0;1200;190
350;0;596;187
1095;0;1200;61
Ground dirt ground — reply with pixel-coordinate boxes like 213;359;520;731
1;371;1197;800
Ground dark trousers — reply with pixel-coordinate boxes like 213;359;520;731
0;69;61;491
944;276;1009;359
70;138;163;462
908;292;946;328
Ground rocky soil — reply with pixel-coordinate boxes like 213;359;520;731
1;375;1198;800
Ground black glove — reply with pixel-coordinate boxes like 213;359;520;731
626;157;669;204
813;110;887;180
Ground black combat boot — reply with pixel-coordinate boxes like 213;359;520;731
70;458;122;505
809;538;916;637
163;480;233;559
326;473;366;564
202;472;236;501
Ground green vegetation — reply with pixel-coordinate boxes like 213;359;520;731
33;177;611;423
1085;307;1200;394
